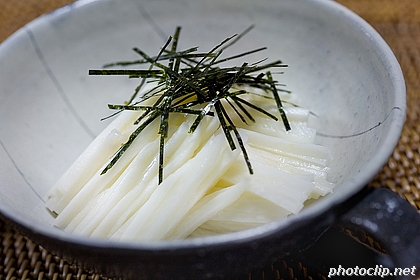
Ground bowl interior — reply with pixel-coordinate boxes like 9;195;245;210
0;0;405;243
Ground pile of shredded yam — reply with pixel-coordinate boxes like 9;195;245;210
46;87;334;241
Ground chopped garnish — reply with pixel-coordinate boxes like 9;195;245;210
89;26;290;184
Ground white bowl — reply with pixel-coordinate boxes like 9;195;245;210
0;0;406;278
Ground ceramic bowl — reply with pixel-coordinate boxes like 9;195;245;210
0;0;406;279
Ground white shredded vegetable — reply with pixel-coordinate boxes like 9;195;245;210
46;89;335;241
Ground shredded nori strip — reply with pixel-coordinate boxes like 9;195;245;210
89;26;291;184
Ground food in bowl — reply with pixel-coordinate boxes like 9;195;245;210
46;27;335;241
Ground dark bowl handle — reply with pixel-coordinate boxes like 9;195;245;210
335;187;420;279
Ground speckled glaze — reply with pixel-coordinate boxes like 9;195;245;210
0;0;411;279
